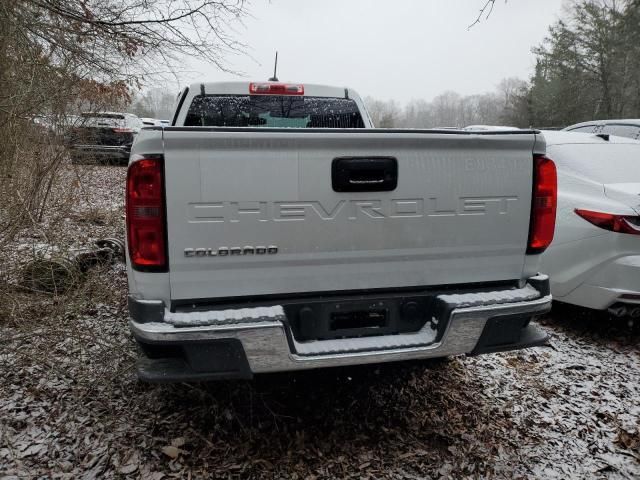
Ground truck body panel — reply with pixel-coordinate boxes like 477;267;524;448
157;128;541;301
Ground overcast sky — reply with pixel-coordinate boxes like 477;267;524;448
180;0;566;104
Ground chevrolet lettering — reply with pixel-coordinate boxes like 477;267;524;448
187;196;519;223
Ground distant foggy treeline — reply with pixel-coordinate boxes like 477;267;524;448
364;77;527;129
129;89;177;120
367;0;640;129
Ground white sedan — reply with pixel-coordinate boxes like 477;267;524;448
541;131;640;317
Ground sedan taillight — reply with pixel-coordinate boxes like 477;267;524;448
575;209;640;236
126;156;167;271
527;154;558;254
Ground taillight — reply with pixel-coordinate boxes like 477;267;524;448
113;127;134;133
126;156;167;271
527;154;557;254
249;82;304;95
575;209;640;235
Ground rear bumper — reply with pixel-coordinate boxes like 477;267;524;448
129;276;552;382
554;255;640;310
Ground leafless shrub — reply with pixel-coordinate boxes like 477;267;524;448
0;155;133;344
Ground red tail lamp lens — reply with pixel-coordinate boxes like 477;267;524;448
126;156;167;271
527;154;557;254
575;209;640;235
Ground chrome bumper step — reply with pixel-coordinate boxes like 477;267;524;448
130;277;552;378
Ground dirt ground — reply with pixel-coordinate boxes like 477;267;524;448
1;165;639;479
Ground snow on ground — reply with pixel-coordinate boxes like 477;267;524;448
0;164;639;479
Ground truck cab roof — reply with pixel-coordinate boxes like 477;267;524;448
189;81;354;99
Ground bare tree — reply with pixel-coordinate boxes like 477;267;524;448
469;0;500;29
6;0;248;81
364;97;402;128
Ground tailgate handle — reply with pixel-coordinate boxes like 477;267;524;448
332;157;398;192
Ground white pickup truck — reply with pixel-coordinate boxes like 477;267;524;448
125;81;556;381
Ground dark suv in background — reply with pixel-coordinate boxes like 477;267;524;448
66;112;143;165
563;119;640;140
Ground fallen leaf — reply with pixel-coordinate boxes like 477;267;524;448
118;452;139;475
161;446;180;459
18;444;46;458
615;429;640;452
119;462;138;475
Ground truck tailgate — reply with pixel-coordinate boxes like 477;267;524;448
162;129;540;301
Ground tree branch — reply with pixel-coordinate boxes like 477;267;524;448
468;0;499;29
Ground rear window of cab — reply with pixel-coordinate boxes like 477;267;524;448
184;95;365;128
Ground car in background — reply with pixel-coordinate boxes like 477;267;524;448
540;131;640;317
65;112;143;165
563;119;640;140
